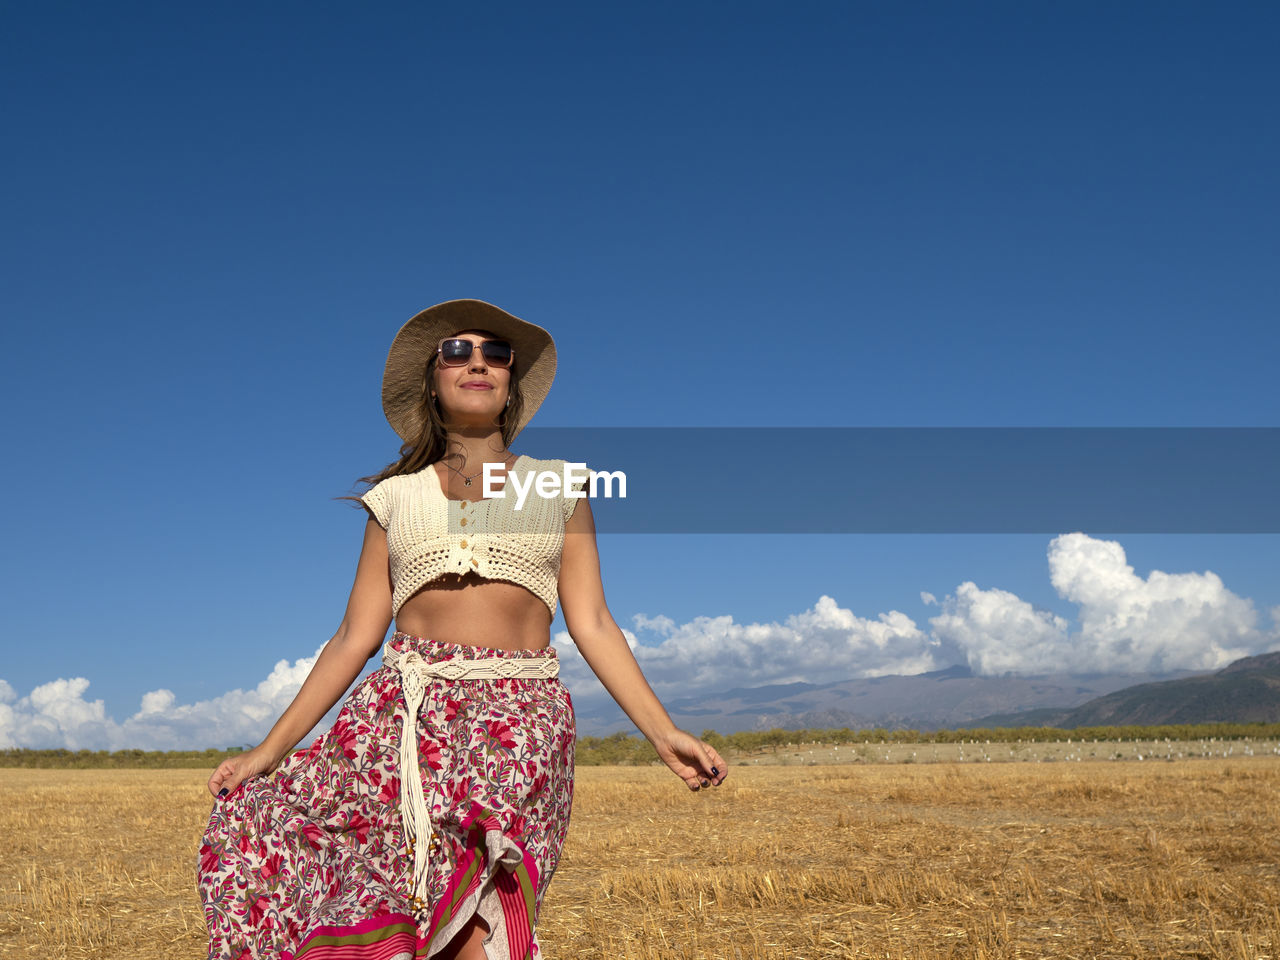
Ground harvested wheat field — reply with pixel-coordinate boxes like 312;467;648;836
1;757;1278;959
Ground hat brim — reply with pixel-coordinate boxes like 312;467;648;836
381;299;556;443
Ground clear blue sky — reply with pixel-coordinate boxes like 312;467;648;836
3;2;1277;747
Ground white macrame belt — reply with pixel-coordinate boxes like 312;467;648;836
380;641;560;912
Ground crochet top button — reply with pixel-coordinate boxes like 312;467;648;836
358;455;589;621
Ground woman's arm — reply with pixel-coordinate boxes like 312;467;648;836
207;518;394;797
558;499;727;791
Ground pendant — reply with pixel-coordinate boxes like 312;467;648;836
464;478;472;486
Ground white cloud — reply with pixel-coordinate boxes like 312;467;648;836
138;689;175;716
555;595;938;706
1046;532;1260;673
0;647;333;751
929;533;1274;676
929;582;1072;675
632;614;676;636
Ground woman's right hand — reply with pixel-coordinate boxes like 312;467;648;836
207;745;280;799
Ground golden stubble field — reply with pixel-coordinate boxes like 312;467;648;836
1;757;1278;959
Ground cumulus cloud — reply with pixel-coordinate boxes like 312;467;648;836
632;614;676;636
0;647;334;751
927;582;1072;675
1047;533;1263;673
554;596;939;706
929;533;1277;676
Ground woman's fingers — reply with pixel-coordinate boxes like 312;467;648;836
675;759;705;791
207;748;277;798
207;761;231;797
658;741;701;790
208;759;246;798
688;741;726;786
666;737;728;790
703;743;728;784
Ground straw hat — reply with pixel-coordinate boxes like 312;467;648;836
380;298;557;443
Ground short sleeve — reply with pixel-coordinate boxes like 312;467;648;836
360;480;392;529
562;461;592;523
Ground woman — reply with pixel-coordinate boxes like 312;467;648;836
197;299;727;960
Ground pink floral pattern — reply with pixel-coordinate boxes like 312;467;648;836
197;632;575;959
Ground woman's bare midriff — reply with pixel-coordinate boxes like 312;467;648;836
394;573;554;651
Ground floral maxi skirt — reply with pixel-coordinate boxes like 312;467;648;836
197;632;576;960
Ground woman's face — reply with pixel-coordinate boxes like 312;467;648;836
431;328;512;428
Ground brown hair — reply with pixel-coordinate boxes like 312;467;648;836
336;328;526;516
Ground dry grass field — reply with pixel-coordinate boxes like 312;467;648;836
1;756;1278;959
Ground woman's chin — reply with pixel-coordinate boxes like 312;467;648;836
443;410;504;429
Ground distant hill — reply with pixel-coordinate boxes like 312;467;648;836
568;664;1201;736
972;651;1280;728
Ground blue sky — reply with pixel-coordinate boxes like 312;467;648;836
2;2;1278;747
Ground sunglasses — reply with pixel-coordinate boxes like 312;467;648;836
437;338;514;368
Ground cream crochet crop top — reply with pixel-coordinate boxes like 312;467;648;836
360;456;592;620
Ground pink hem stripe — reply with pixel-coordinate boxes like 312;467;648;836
286;913;422;960
294;941;417;960
496;870;531;958
305;913;419;939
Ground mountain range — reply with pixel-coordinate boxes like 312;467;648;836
571;652;1280;736
974;651;1280;728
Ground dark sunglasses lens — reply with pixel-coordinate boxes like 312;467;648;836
481;341;513;367
440;339;472;365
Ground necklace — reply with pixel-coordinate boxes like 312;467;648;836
442;452;514;487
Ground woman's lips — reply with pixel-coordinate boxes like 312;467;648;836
460;383;492;389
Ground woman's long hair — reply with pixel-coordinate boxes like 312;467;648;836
336;328;526;511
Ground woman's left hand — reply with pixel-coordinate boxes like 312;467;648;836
653;728;728;791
